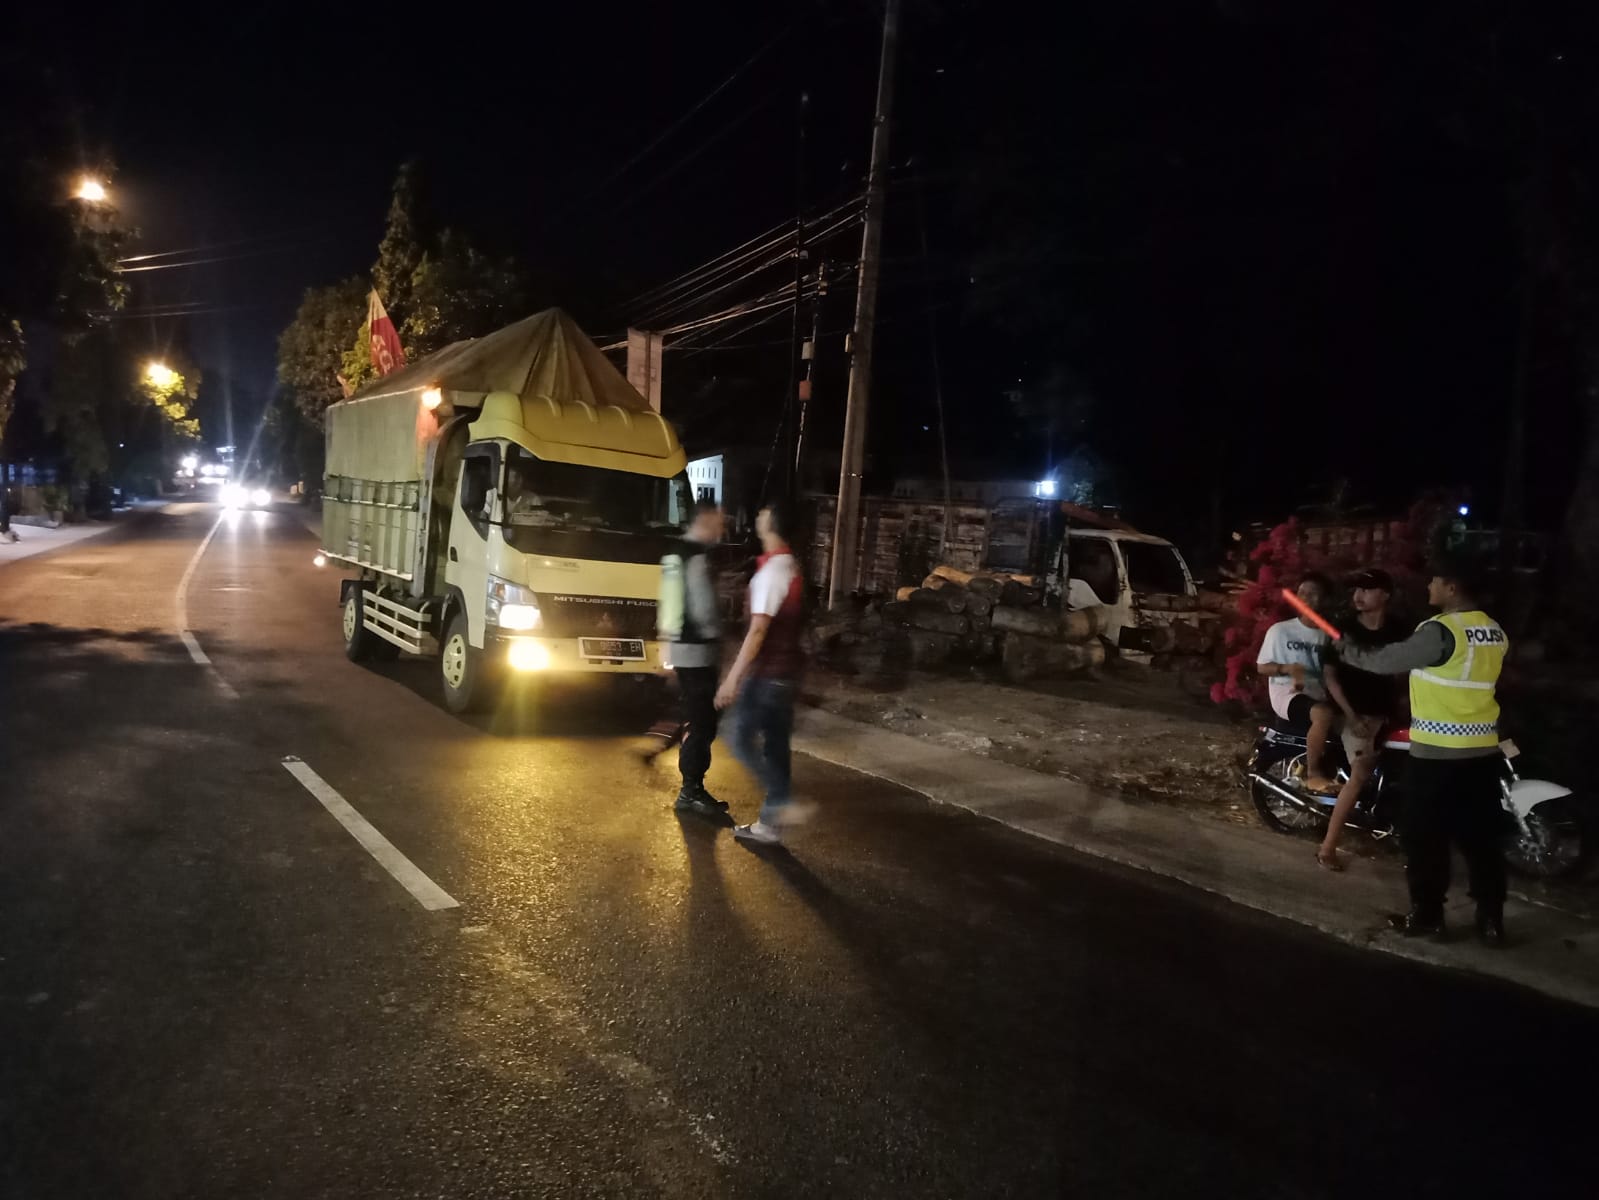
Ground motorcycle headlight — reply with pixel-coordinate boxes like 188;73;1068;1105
487;576;541;631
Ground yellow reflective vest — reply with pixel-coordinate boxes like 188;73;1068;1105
1408;610;1508;749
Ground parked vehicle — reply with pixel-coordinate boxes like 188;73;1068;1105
319;309;688;714
1053;525;1217;656
1245;720;1590;879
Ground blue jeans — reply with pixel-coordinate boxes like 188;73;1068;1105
729;677;795;824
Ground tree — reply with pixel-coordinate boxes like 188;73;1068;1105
277;277;367;428
336;164;527;394
400;230;526;358
371;159;426;317
138;358;201;443
0;59;129;530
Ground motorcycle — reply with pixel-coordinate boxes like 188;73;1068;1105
1244;719;1591;879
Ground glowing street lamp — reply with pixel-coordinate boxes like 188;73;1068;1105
74;177;109;204
146;361;178;388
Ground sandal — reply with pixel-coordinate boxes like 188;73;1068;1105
1316;847;1344;872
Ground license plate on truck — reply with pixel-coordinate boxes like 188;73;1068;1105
579;638;645;661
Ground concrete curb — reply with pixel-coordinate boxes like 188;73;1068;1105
793;707;1599;1009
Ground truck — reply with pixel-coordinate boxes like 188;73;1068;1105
318;308;690;713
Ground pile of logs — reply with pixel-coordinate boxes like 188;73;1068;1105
871;564;1108;682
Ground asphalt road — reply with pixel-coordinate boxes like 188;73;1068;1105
2;503;1596;1199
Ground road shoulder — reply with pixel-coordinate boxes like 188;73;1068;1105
0;501;165;567
793;706;1599;1009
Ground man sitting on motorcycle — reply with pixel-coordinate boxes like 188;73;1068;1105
1256;573;1338;778
1314;568;1408;869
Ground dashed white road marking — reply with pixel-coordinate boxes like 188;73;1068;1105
280;757;460;911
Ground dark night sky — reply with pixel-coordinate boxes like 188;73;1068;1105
14;1;1596;549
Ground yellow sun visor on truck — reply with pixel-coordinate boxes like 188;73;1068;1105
469;391;687;479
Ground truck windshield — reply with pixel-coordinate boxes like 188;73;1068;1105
502;446;689;536
1122;541;1188;595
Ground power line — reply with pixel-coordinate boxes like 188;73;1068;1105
116;243;305;273
571;24;794;209
624;192;862;317
117;230;318;264
628;199;863;329
590;86;787;226
620;216;797;313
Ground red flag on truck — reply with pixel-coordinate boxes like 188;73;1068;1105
367;290;406;376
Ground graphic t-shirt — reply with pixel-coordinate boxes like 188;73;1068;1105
1257;617;1330;720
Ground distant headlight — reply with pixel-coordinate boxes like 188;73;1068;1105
221;483;246;508
252;488;271;507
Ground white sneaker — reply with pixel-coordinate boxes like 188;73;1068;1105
732;821;783;845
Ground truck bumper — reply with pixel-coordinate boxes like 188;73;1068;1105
491;634;668;675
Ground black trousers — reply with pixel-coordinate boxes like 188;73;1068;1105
674;666;720;788
1402;754;1509;920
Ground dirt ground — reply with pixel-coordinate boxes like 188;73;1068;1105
802;655;1599;909
803;658;1259;824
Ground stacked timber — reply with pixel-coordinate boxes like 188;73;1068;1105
822;562;1108;682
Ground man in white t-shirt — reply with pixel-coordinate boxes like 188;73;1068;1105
716;503;807;846
1256;573;1338;783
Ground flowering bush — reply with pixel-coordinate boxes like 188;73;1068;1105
1209;501;1444;707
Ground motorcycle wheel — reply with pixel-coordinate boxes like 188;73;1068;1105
1504;797;1592;880
1249;757;1326;836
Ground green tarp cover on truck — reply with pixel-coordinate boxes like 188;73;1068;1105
326;308;653;483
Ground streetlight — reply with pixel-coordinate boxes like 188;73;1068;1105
146;361;177;388
74;177;109;204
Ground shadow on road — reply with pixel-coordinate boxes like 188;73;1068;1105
0;620;175;649
369;653;669;740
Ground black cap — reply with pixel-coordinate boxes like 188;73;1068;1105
1349;568;1394;593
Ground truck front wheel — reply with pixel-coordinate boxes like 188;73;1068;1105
440;611;494;714
343;584;399;663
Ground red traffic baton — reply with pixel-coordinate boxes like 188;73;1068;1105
1280;587;1341;640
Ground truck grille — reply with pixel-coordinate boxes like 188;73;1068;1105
539;594;658;640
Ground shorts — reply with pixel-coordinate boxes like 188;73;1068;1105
1284;693;1319;726
1340;719;1379;764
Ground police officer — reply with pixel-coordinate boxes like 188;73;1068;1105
1337;555;1510;944
657;499;728;819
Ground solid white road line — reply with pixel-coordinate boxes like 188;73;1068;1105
280;757;460;912
172;511;240;698
174;513;225;665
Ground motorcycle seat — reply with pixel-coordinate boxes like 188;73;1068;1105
1269;713;1311;738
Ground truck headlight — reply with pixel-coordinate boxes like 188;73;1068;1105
487;576;541;631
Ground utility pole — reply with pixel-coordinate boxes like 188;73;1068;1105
793;258;826;487
827;0;900;608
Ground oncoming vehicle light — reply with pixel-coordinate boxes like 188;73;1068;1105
507;640;549;672
221;483;246;509
252;488;271;507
